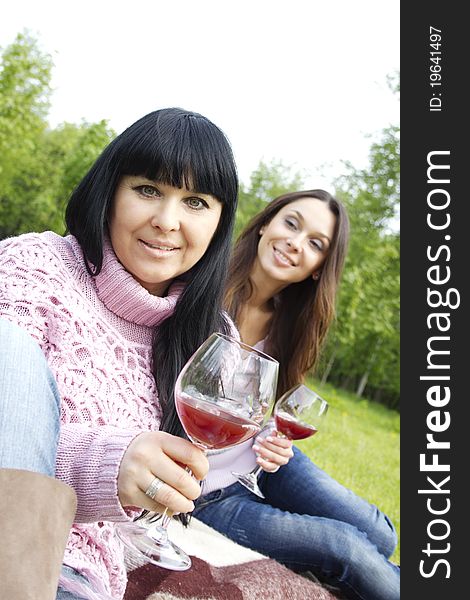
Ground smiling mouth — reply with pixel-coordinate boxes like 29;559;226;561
140;240;179;252
273;247;295;266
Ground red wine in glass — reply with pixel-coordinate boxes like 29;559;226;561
274;411;318;440
175;392;261;450
274;384;328;441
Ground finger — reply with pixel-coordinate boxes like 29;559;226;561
119;475;196;514
158;432;209;481
147;453;202;501
139;473;196;514
256;455;280;473
118;432;206;510
252;443;292;466
259;440;293;456
134;487;194;514
119;468;197;513
255;437;294;458
264;434;294;449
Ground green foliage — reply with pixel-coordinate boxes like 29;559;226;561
338;126;400;228
0;31;51;126
299;378;400;562
320;124;400;408
41;120;115;232
0;31;51;237
1;30;399;410
0;32;114;238
234;160;304;239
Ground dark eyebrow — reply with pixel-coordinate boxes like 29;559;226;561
291;210;332;244
140;177;212;198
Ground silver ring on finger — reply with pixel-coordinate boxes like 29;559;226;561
145;476;165;500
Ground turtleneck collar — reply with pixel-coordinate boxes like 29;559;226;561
93;236;184;327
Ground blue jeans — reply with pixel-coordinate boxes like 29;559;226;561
194;446;400;600
0;319;89;600
0;319;61;474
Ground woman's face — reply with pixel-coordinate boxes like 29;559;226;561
109;176;222;295
256;198;336;286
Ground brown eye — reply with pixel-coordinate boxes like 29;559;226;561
309;239;324;251
285;218;298;230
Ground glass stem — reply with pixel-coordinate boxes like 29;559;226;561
160;508;172;528
144;508;172;544
145;508;171;527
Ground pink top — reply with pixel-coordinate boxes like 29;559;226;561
0;232;183;599
0;231;262;598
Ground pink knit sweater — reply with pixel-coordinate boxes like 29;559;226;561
0;231;259;599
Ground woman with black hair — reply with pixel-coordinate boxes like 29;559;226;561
0;107;238;600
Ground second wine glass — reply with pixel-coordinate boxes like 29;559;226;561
232;383;328;498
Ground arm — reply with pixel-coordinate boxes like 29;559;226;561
57;426;208;522
56;424;139;522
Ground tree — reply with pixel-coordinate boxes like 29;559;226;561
320;123;400;408
0;32;114;238
234;160;304;239
39;120;115;233
0;31;52;237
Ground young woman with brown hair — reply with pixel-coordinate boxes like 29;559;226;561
193;190;400;600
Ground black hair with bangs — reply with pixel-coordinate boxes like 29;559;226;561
66;108;237;273
65;107;239;444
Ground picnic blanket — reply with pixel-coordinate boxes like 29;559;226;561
124;518;343;600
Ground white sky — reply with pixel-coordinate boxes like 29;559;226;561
1;0;399;189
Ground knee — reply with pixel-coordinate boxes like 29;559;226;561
378;514;398;558
1;319;44;362
317;521;389;575
347;532;400;600
0;319;61;416
0;320;61;473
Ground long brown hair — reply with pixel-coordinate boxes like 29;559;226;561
225;190;349;397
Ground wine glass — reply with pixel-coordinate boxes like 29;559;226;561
232;383;328;498
116;333;278;570
175;333;278;453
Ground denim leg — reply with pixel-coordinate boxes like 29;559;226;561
260;446;397;558
0;318;61;475
56;589;87;600
56;566;94;600
194;484;400;600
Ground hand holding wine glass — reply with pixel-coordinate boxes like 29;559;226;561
117;431;208;515
116;332;278;571
233;383;328;497
115;434;207;571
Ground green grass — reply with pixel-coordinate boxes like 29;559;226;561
296;378;400;563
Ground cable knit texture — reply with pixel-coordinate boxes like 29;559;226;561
0;231;264;599
0;231;184;599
